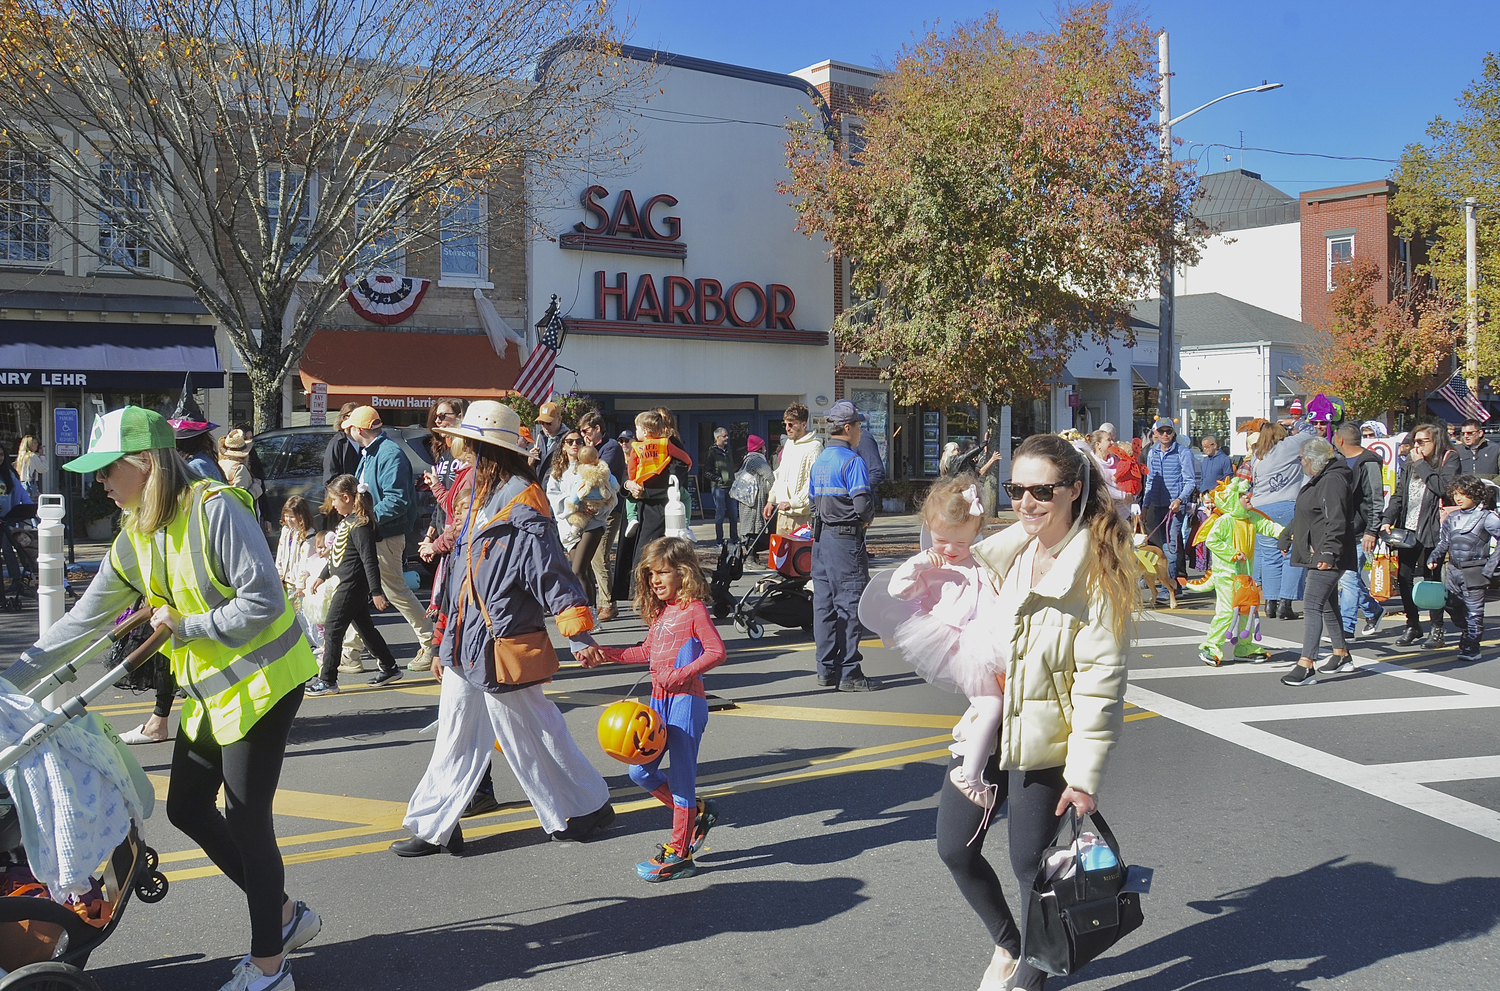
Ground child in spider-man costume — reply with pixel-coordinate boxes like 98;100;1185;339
1196;476;1284;665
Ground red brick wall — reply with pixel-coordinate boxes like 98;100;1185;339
1300;182;1397;330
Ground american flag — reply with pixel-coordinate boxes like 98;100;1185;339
514;303;566;406
1438;372;1491;423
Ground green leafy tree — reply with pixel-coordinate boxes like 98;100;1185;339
1300;259;1457;417
1391;53;1500;380
781;4;1203;408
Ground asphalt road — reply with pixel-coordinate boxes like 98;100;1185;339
4;520;1500;990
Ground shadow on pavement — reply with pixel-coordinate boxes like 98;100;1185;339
90;878;871;989
1082;857;1500;989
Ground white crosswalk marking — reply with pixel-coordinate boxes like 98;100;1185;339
1129;613;1500;844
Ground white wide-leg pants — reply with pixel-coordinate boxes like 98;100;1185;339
403;672;610;842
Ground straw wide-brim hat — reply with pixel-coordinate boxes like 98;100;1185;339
220;428;251;460
434;400;527;456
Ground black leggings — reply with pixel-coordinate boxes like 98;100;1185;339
936;756;1066;991
320;579;397;684
153;667;177;719
569;527;605;606
1396;544;1443;632
166;685;303;959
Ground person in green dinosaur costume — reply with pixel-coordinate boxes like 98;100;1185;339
1196;476;1285;665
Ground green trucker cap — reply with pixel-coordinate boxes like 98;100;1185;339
63;406;178;474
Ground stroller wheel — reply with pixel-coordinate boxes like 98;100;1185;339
134;869;169;904
143;845;160;871
745;620;764;640
0;962;101;990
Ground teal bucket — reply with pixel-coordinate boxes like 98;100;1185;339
1411;579;1447;611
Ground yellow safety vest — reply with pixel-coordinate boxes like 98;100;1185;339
108;480;316;745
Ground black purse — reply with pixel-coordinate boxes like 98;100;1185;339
1024;809;1144;977
1384;527;1418;550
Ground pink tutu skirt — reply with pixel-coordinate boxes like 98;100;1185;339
892;610;1004;698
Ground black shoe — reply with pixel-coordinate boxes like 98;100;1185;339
369;667;404;687
390;823;463;857
1424;629;1446;649
1280;664;1318;687
838;675;882;692
1279;599;1299;620
462;790;501;818
815;674;838;688
1317;653;1355;674
550;802;615;842
1395;628;1424;647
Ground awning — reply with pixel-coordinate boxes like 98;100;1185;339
299;329;522;409
1131;364;1189;391
0;322;223;389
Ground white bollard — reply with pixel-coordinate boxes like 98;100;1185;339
664;476;691;541
35;494;65;640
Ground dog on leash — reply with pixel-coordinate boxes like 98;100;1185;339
1133;535;1177;609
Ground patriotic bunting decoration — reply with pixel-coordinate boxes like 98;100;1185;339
345;270;431;325
1438;372;1490;423
515;297;567;405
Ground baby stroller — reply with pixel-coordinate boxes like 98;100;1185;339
0;611;171;989
731;525;815;640
709;512;771;621
0;506;40;613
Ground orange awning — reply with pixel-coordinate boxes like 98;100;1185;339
299;329;522;405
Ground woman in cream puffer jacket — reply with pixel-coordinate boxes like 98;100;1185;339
937;433;1134;991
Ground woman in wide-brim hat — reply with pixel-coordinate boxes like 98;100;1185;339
392;401;615;856
218;428;254;491
8;406;321;991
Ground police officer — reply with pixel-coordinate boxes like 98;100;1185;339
809;400;881;691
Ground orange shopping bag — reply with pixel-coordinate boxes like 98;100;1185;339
1369;547;1397;601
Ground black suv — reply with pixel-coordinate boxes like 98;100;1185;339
252;425;437;566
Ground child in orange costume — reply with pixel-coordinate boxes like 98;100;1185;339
623;409;693;537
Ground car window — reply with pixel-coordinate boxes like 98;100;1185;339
252;435;287;474
401;431;435;468
282;433;331;478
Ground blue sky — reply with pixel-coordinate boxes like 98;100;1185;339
618;0;1499;196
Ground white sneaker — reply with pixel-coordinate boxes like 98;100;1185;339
624;518;640;538
219;958;294;991
978;945;1018;990
281;900;321;953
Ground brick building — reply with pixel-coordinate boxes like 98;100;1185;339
1299;180;1417;330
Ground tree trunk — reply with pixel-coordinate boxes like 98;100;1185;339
250;371;284;433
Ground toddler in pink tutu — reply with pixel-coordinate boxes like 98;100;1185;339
888;474;1005;804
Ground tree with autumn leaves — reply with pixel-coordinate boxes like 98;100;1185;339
782;5;1202;410
0;0;632;429
1301;259;1457;417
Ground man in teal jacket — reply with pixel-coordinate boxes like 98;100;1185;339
346;405;434;670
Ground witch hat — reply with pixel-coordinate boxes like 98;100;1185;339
168;372;218;438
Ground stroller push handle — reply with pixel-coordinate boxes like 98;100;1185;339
124;626;172;673
111;608;154;643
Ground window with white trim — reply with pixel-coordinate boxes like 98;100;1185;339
0;150;51;264
354;177;404;274
1326;235;1353;290
267;168;317;272
98;160;151;269
440;186;486;281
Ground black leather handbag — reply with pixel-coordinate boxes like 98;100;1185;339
1384;527;1419;550
1024;809;1144;977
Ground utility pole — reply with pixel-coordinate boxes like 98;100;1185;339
1466;196;1479;392
1156;30;1173;423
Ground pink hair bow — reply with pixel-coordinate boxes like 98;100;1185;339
963;485;983;517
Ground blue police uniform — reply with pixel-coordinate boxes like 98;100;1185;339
808;436;876;686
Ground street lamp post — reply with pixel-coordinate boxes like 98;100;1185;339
1155;30;1281;422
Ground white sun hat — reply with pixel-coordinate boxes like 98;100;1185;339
433;400;528;456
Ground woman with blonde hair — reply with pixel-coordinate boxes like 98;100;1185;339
8;406;320;991
936;432;1133;991
14;435;43;502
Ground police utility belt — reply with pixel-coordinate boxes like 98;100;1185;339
813;517;863;539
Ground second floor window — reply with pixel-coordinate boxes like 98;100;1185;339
441;187;485;280
99;161;151;269
1326;235;1353;290
0;150;50;263
267;169;316;269
355;177;403;274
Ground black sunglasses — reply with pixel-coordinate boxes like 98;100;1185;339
1002;481;1064;502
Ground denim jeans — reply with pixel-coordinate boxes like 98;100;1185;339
1253;500;1305;601
711;487;738;545
1338;543;1384;634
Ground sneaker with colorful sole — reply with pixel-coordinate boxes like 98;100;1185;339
636;844;698;882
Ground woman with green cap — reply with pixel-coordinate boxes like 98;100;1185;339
5;406;321;991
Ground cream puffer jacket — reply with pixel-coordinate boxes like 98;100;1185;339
967;520;1128;795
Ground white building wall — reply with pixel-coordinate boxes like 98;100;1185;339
528;57;835;409
1174;222;1301;321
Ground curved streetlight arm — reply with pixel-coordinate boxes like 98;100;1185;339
1167;83;1282;128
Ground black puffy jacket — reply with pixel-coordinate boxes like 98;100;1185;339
1279;457;1356;571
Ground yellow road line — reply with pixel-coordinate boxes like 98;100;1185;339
718;702;960;729
1124;711;1159;722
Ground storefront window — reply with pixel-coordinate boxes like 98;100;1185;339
1011;398;1049;453
850;389;888;474
1132;387;1159;442
0;399;42;464
1184;392;1231;446
921;410;941;475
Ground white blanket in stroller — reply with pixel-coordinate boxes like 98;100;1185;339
0;692;146;898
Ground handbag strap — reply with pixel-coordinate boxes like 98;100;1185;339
1047;807;1126;900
